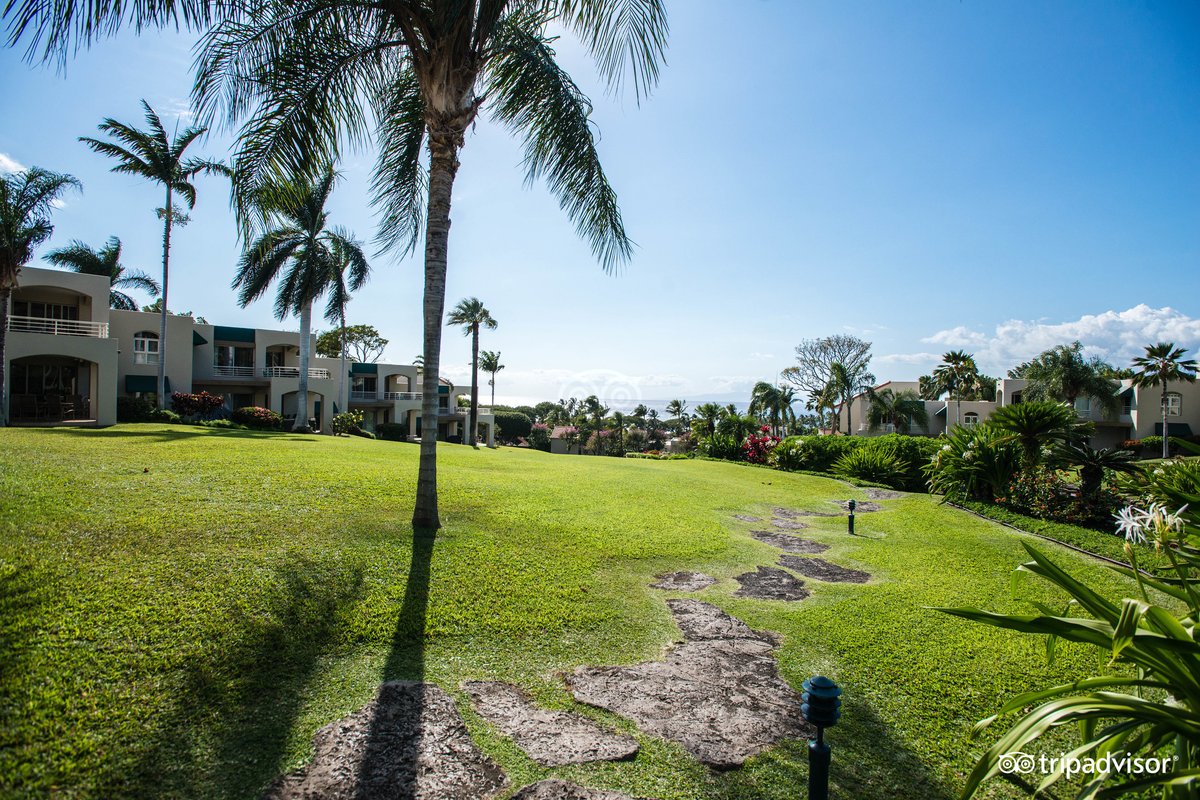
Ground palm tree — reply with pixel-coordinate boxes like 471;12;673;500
665;398;688;432
829;360;875;435
1132;342;1199;459
917;374;941;401
80;101;228;408
447;298;497;447
1015;342;1118;417
43;236;159;310
479;349;504;407
0;166;81;426
933;350;979;430
866;388;929;434
1057;442;1140;505
582;395;609;454
988;401;1088;467
325;244;371;416
749;382;796;437
233;168;368;431
693;402;723;439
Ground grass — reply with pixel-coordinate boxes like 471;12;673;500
0;424;1152;799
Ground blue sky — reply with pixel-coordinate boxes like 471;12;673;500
3;0;1198;408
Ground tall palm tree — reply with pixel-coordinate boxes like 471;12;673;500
43;236;159;310
582;395;609;454
933;350;979;430
693;402;723;439
1015;341;1118;416
749;382;796;437
233;168;368;431
479;349;504;407
1132;342;1198;460
0;166;80;426
866;388;929;434
80;101;228;407
830;360;875;435
325;243;371;416
447;298;497;447
665;398;688;432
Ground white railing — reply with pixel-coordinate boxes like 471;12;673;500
213;364;256;377
262;367;331;379
8;315;109;338
350;390;377;401
134;352;160;365
384;391;422;400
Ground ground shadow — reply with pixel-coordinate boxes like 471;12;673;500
118;558;364;798
50;426;316;443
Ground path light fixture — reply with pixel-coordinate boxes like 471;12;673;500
847;499;856;534
801;675;842;800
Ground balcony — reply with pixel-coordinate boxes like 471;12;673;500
213;364;256;378
384;391;422;400
262;366;331;379
350;390;377;401
8;315;109;338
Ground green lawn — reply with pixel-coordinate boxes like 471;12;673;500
0;425;1143;799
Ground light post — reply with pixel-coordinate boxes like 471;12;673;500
802;675;842;800
847;498;856;535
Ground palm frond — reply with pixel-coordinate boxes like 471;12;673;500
369;60;427;257
559;0;668;101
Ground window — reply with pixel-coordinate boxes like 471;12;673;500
1166;392;1183;417
1122;395;1133;415
12;300;78;320
133;332;160;364
1074;397;1091;414
963;412;980;427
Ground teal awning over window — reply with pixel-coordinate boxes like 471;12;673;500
438;385;449;394
213;326;255;343
192;330;208;346
126;375;171;393
351;362;377;374
1154;422;1193;437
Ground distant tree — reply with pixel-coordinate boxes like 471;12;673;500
829;360;875;435
693;402;723;439
749;382;796;437
866;388;929;434
1132;342;1198;460
666;398;688;425
533;401;558;423
918;374;941;401
447;298;497;446
582;395;609;454
0;166;80;427
140;298;207;323
1011;342;1118;416
315;324;388;362
479;349;504;407
44;236;159;310
783;334;872;413
933;350;979;429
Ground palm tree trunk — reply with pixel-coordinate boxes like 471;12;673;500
0;285;10;427
489;371;495;407
1161;383;1169;460
413;131;461;530
468;325;478;446
157;184;172;409
338;312;347;415
295;300;311;431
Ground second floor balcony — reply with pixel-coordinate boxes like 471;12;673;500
263;366;332;379
8;315;109;338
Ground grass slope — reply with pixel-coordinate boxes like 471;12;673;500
0;425;1144;799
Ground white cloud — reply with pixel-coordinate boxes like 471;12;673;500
0;153;26;174
921;325;989;347
160;97;195;122
748;352;775;361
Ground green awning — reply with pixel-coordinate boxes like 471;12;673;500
438;385;450;394
1154;422;1193;437
192;330;208;346
213;326;255;343
351;362;377;374
126;375;171;393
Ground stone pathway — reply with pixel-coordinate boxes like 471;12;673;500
841;499;883;512
733;566;810;601
510;779;647;799
649;571;716;592
749;530;830;554
777;555;871;584
567;599;811;770
774;506;835;518
865;488;904;500
463;681;638;767
263;681;507;800
732;513;762;523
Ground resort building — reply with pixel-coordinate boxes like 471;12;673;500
839;377;1199;449
5;266;495;444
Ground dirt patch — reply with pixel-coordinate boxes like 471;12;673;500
774;506;835;518
865;488;904;500
770;517;809;530
463;681;638;767
650;571;716;592
732;514;762;523
841;500;883;513
778;555;871;584
511;779;647;800
263;681;507;800
567;599;811;769
749;530;830;554
733;566;811;601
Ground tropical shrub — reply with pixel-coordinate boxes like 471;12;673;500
770;435;862;472
832;447;907;488
116;395;157;422
742;427;781;464
999;467;1119;527
199;419;244;429
926;424;1022;503
585;428;624;457
170;391;225;419
1118;446;1200;511
988;400;1090;466
331;410;364;436
493;410;533;443
623;428;648;453
349;428;375;439
149;408;181;424
698;433;742;461
859;434;942;492
526;423;551;452
939;503;1200;799
375;422;409;441
230;406;284;430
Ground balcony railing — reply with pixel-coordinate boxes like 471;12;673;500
213;364;256;377
8;315;109;338
262;366;331;379
384;391;422;400
350;390;377;401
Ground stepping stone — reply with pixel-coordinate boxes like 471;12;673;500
263;681;507;800
511;779;646;800
778;555;871;584
733;566;811;601
865;488;904;500
732;514;762;523
770;517;808;530
774;506;834;518
841;500;883;512
568;599;810;769
750;530;830;554
462;681;638;767
650;571;716;592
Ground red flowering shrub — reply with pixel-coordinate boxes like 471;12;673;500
742;428;781;464
230;406;284;430
171;391;225;419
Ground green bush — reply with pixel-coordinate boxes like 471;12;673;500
858;434;942;492
697;433;742;461
492;410;533;443
230;406;283;430
832;447;907;488
149;408;181;424
116;395;157;422
331;410;364;436
349;428;375;440
925;424;1022;503
770;435;861;472
526;423;551;452
199;419;245;430
375;422;409;441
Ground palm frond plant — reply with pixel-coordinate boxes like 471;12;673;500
829;360;875;436
447;298;497;446
1132;344;1199;460
1014;341;1120;417
1058;442;1142;506
938;501;1200;800
933;350;980;428
479;349;503;407
866;387;929;434
44;236;159;310
925;423;1023;504
989;400;1091;468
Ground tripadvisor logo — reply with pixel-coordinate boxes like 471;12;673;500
998;751;1176;779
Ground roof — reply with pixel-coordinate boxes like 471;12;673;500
549;426;577;439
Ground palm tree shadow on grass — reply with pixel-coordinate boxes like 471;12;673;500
123;559;364;799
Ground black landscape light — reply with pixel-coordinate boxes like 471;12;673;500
801;675;842;800
847;498;856;534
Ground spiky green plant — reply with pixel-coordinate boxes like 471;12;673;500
989;400;1090;467
925;424;1023;503
832;446;906;489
